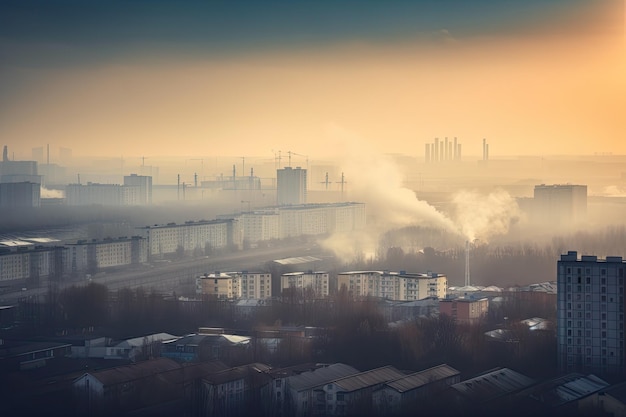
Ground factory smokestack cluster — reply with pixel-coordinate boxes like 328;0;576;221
425;137;462;163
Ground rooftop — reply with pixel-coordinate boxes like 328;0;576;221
287;363;359;392
451;368;534;403
78;357;181;386
384;365;460;393
333;365;406;393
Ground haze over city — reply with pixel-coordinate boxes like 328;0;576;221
1;2;626;416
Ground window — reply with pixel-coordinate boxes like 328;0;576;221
336;394;344;401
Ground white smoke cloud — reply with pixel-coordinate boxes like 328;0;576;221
452;189;521;242
40;186;64;199
319;125;460;260
601;185;626;197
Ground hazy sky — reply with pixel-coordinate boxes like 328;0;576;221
0;0;623;159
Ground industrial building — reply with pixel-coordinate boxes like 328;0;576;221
439;297;489;325
557;251;626;376
337;271;447;301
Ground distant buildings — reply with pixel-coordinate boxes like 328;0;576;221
277;167;307;205
533;184;587;226
66;179;154;206
424;137;462;163
66;237;148;274
337;271;447;301
557;251;626;376
231;202;366;244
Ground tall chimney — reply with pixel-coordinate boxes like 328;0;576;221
465;240;471;287
2;145;7;162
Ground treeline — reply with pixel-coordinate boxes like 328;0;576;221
13;282;556;378
343;225;626;287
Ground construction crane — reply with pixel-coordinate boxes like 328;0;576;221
286;150;309;171
336;172;347;198
320;172;330;190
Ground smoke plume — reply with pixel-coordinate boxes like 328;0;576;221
452;189;521;242
40;186;64;199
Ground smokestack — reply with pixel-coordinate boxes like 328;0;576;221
439;141;444;162
233;164;236;190
444;137;449;161
2;145;7;162
425;143;431;163
47;144;50;165
457;143;462;160
177;174;180;200
434;138;439;162
483;138;486;161
485;144;489;161
453;137;458;160
465;240;471;287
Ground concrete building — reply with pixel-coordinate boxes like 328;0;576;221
277;167;307;205
0;243;65;283
196;271;272;300
123;174;152;204
557;251;626;376
0;181;41;208
281;271;330;298
439;297;489;325
139;219;239;258
337;271;447;301
533;184;587;226
67;237;148;274
66;183;125;206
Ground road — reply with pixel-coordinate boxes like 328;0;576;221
0;242;333;305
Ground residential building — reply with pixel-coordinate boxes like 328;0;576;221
123;173;152;204
337;271;447;301
0;244;65;283
557;251;626;376
196;271;272;300
277;166;307;205
66;236;148;274
139;218;240;258
0;340;72;371
281;271;330;298
439;297;489;325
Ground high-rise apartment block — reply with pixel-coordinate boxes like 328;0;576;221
277;167;307;205
124;174;152;204
557;251;626;376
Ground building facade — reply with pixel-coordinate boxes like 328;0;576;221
67;237;148;274
439;297;489;325
281;271;330;298
123;174;152;204
196;271;272;300
0;182;41;208
277;167;307;205
557;251;626;376
337;271;447;301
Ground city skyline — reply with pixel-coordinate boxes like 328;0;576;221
0;1;624;158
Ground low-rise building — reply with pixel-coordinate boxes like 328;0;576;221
439;297;489;325
338;271;447;301
281;271;330;298
372;364;461;415
196;271;272;300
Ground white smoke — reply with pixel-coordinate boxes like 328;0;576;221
451;189;521;242
319;126;460;260
40;186;64;199
601;185;626;197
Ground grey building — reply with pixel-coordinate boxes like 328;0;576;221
557;251;626;376
277;167;307;205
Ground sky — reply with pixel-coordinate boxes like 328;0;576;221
0;0;624;160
